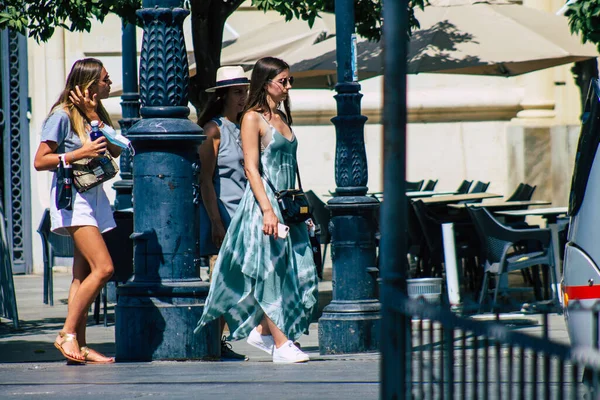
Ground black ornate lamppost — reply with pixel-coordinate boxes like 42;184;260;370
112;20;140;210
115;0;218;361
318;0;381;354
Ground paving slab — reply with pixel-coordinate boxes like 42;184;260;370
0;272;379;400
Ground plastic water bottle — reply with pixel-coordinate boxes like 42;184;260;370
58;157;73;210
89;120;106;178
90;120;104;155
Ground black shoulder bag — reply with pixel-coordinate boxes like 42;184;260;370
262;166;312;224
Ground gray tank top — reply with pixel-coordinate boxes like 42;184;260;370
212;116;247;217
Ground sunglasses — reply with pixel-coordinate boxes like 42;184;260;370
270;76;294;87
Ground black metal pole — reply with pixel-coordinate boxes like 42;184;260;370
317;0;381;355
115;0;217;361
380;0;410;398
113;19;140;210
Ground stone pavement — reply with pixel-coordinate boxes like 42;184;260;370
0;271;379;400
0;270;573;399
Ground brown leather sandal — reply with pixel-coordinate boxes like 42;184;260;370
54;331;85;363
80;346;115;364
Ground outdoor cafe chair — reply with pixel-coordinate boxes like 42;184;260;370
466;206;559;313
411;200;479;279
37;208;133;326
456;180;473;194
521;184;536;201
470;181;490;194
406;180;425;192
37;208;74;307
506;183;536;202
506;183;526;201
38;208;109;324
423;179;438;191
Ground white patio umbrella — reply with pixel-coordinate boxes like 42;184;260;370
187;11;336;77
407;0;598;76
285;36;382;89
284;0;598;88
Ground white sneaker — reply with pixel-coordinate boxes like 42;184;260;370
246;328;275;355
272;340;310;363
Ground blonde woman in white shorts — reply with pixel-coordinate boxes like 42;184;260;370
34;58;121;364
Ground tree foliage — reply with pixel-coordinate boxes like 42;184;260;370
565;0;600;52
0;0;423;113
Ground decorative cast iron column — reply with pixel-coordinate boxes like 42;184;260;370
112;20;140;211
115;0;218;361
318;0;381;355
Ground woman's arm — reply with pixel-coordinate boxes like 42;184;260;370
198;121;227;246
34;139;109;171
34;111;108;171
241;111;279;237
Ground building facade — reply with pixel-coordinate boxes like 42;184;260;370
22;0;592;274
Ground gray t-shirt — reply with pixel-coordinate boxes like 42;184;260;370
40;110;83;154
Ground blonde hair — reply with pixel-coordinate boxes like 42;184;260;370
49;58;113;142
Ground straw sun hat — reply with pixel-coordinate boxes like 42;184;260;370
205;66;250;93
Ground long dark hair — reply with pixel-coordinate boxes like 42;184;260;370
197;88;229;127
241;57;292;126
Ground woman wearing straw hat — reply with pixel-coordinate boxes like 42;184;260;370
197;65;249;360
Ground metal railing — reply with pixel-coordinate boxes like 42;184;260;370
390;296;600;399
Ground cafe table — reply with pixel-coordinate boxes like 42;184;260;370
494;206;569;305
406;190;458;198
419;192;502;205
414;193;503;306
447;199;552;210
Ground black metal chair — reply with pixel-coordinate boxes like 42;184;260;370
423;179;438;191
455;180;473;194
466;206;558;312
411;200;478;278
37;208;133;325
506;183;536;202
305;190;329;278
406;180;425;192
506;183;526;201
520;184;536;201
37;208;74;307
470;181;490;193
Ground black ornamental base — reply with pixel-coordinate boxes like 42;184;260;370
318;197;381;355
115;282;220;361
318;300;381;354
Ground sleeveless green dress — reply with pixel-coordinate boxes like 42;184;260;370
195;121;318;342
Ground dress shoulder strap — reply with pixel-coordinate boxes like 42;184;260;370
210;117;223;127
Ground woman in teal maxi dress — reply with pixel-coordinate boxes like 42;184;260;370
195;57;318;363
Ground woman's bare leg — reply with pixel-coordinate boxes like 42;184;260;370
256;318;271;336
70;247;91;346
57;226;114;360
261;315;288;348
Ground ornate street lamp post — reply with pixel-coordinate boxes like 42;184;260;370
318;0;381;354
115;0;218;361
112;20;140;211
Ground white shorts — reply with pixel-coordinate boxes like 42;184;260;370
50;175;116;236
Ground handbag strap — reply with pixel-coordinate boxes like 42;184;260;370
261;163;303;194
